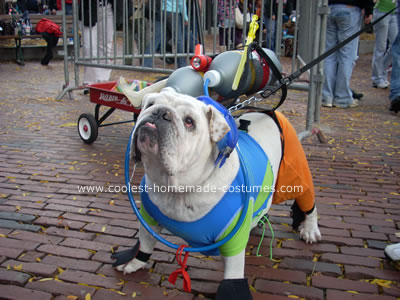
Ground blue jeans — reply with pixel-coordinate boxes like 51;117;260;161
372;8;398;86
390;27;400;101
144;12;187;68
322;5;361;107
263;15;276;51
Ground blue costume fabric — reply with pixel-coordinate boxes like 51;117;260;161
140;131;274;257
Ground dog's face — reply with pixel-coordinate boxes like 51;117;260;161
131;91;230;187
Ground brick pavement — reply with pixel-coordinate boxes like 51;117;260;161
0;53;399;299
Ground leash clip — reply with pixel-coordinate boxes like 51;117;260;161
168;245;191;292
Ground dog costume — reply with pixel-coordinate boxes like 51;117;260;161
140;130;274;257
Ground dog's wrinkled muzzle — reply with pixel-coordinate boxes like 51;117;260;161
132;106;175;162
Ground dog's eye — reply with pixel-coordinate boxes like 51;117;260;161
184;116;194;128
146;102;154;109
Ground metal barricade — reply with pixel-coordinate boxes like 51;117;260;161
57;0;328;141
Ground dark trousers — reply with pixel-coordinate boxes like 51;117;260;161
41;32;59;65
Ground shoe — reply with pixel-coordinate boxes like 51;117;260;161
389;97;400;113
334;99;359;108
351;89;363;100
373;82;389;89
385;243;400;261
347;99;360;108
322;102;333;107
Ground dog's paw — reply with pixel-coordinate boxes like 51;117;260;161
299;207;322;244
115;258;147;274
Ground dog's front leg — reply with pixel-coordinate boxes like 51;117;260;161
114;224;161;274
216;250;252;300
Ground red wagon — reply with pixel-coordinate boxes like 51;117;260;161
77;80;146;144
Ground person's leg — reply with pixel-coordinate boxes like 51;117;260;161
144;17;161;67
385;14;399;82
95;3;114;82
389;33;400;104
333;5;361;107
65;3;73;15
174;14;187;68
82;22;98;85
371;8;390;87
40;32;52;65
322;8;339;106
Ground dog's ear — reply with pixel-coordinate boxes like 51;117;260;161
205;105;230;143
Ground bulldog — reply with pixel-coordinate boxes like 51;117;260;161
113;91;321;299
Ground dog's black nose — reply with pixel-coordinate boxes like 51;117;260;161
152;107;172;122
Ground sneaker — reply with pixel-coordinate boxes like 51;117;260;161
385;243;400;261
347;99;360;108
334;99;359;108
373;82;389;89
389;96;400;113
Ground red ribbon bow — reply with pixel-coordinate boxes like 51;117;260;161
168;245;191;292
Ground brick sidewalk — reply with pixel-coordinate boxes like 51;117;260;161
0;54;399;299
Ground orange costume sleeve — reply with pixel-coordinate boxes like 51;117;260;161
272;111;315;212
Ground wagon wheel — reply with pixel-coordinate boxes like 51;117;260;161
77;113;98;144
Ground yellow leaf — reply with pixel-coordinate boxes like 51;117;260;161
16;206;21;211
109;200;115;206
7;265;10;270
58;267;65;274
0;194;8;198
60;122;77;127
72;197;77;201
88;249;97;254
347;291;358;294
101;225;107;232
39;278;53;282
371;279;392;288
66;296;78;300
36;257;41;262
0;234;6;238
249;285;257;293
116;291;126;296
28;277;36;282
13;264;23;271
139;281;150;286
85;293;91;300
288;296;299;299
132;291;137;298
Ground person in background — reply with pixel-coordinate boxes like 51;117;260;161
388;0;400;113
322;0;374;109
217;0;240;52
262;0;277;51
371;0;398;89
144;0;188;68
79;0;115;92
48;0;73;15
35;17;61;65
17;0;40;14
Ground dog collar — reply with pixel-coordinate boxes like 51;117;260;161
196;96;239;168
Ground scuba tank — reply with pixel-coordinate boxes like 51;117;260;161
162;66;205;97
204;48;282;99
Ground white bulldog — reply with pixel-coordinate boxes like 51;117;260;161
113;91;321;299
